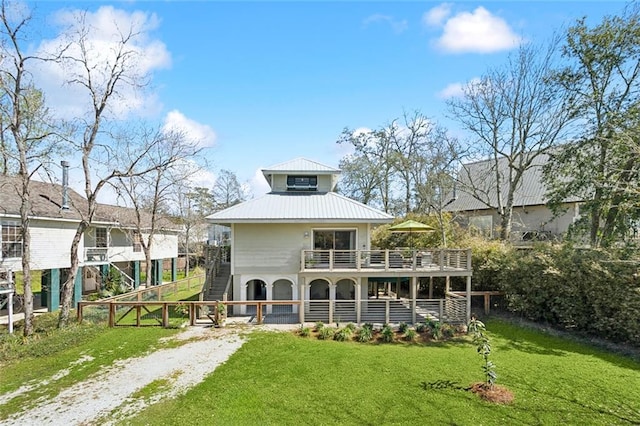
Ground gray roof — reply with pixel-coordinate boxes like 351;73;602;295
444;152;575;212
0;175;177;231
261;157;340;180
206;191;394;224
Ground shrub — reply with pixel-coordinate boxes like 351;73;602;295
495;244;640;345
345;323;357;332
314;321;325;332
334;327;353;342
298;326;311;337
356;326;373;342
398;322;409;333
415;322;427;333
318;326;334;340
403;328;417;342
381;325;394;343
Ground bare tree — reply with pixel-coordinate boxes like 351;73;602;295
115;128;200;287
212;169;247;210
448;40;573;240
0;1;66;336
411;127;463;246
57;11;169;326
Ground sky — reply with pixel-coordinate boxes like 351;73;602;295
18;0;630;201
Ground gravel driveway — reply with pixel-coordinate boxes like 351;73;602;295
0;325;253;425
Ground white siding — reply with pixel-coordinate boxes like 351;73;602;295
270;174;333;192
149;233;178;260
232;222;369;275
28;220;79;270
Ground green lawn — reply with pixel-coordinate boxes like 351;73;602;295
2;318;639;425
125;319;640;425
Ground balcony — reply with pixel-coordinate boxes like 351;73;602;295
300;249;472;274
85;247;108;263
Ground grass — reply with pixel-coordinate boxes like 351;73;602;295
0;312;179;420
2;317;639;424
123;319;640;425
13;270;42;294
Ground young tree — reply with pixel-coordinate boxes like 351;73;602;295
0;1;65;336
448;40;573;240
544;5;640;246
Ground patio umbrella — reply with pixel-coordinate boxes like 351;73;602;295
389;219;435;249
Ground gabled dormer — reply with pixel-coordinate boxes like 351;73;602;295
261;158;341;193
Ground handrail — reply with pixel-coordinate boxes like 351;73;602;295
301;248;472;272
101;274;205;302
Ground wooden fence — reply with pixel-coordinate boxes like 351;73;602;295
76;300;300;327
100;274;205;303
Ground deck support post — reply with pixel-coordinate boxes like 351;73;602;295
466;276;472;324
356;279;362;324
299;279;306;324
411;276;417;324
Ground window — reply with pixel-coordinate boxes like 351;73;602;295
314;230;356;250
95;228;108;248
1;222;23;258
469;215;493;238
287;175;317;191
133;232;142;252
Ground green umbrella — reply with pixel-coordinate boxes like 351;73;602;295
389;219;435;249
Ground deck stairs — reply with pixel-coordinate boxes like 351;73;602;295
205;262;230;301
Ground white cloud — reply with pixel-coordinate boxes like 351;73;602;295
363;14;408;33
432;7;522;53
30;6;171;120
163;110;217;148
249;167;271;197
423;3;452;27
186;165;217;189
438;82;464;99
437;78;480;99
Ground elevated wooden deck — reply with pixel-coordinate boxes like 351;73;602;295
300;249;472;277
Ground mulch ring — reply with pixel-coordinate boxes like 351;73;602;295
469;382;515;404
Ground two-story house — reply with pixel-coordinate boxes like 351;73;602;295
206;158;473;325
0;174;179;312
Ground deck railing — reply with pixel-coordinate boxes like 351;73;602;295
301;248;471;272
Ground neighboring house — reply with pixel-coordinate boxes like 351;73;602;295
206;158;473;324
444;153;580;240
0;174;180;312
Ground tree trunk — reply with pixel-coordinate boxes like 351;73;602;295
20;221;33;337
144;246;153;287
58;223;86;327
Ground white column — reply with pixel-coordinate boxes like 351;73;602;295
355;280;361;324
291;281;299;314
266;281;273;314
329;283;336;324
299;277;306;323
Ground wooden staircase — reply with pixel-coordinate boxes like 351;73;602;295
205;262;230;301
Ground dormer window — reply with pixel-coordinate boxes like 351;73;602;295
287;175;318;191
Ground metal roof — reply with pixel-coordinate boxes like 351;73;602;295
206;191;394;224
261;157;340;178
444;152;570;212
